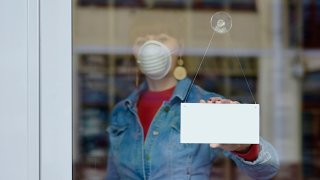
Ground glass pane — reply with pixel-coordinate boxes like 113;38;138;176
73;0;320;179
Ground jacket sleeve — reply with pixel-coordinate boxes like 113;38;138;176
105;150;120;180
223;137;280;180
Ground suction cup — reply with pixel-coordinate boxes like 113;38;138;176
210;12;232;34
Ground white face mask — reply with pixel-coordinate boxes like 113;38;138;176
137;40;173;80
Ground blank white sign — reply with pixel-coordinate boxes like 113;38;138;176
181;103;260;144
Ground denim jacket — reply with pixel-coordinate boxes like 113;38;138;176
106;78;279;180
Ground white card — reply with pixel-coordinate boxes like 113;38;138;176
180;103;259;144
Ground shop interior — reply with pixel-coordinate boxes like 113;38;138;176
72;0;320;179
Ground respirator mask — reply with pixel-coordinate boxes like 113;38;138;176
137;40;176;80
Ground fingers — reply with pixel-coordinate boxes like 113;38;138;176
210;144;244;151
219;144;241;151
210;143;220;148
220;99;231;104
202;97;239;104
208;97;222;103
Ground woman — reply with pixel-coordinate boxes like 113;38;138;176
105;28;279;179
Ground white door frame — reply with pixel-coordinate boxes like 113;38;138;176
1;0;31;179
28;0;40;179
40;0;72;180
1;0;72;179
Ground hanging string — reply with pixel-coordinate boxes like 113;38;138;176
184;31;215;102
226;33;257;104
184;12;257;104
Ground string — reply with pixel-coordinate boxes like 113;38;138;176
184;17;257;104
226;34;257;104
184;31;215;102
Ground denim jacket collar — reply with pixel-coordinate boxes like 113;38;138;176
170;78;192;103
124;78;192;108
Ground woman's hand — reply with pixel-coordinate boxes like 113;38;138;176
199;97;239;104
209;143;251;153
199;97;251;153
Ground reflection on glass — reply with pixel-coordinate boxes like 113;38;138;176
73;0;320;179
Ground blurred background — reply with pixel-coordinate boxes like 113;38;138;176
72;0;320;179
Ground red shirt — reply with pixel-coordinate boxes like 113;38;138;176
137;86;259;161
232;144;259;161
137;86;175;139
